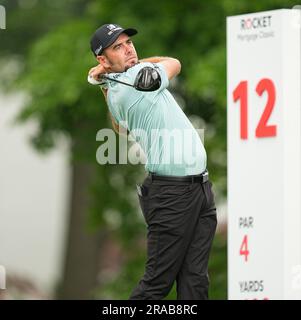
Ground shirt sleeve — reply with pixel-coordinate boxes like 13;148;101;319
107;92;122;124
153;62;169;91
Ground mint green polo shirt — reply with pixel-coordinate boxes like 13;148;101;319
105;62;207;176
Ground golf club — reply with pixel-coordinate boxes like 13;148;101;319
88;66;161;92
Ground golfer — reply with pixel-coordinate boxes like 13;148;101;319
89;23;217;300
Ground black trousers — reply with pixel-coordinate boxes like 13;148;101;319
129;173;217;300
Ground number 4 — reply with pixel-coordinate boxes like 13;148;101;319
240;235;249;262
233;78;277;139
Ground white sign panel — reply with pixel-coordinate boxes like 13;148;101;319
0;265;5;290
227;9;301;300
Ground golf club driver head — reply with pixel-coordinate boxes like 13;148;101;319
133;66;161;91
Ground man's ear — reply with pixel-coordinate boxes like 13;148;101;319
97;55;110;69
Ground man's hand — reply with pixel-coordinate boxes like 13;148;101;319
88;64;106;80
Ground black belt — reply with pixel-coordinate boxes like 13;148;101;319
148;170;209;184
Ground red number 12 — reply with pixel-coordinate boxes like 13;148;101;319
233;78;277;139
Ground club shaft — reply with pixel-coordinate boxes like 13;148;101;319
101;75;134;88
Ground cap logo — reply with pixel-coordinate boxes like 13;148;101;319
106;24;122;35
107;24;117;31
95;45;103;55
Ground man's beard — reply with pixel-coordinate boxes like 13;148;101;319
125;61;139;71
105;55;138;72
